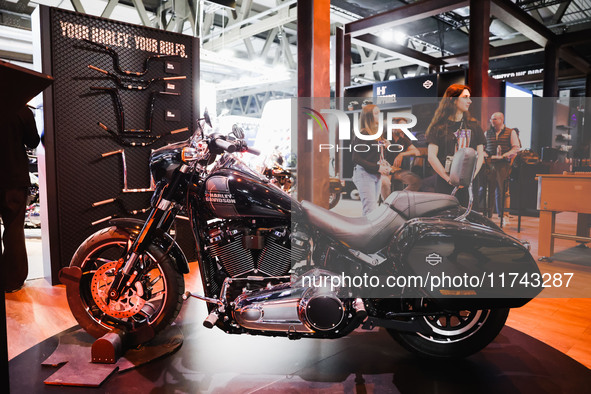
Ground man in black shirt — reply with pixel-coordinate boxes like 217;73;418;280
1;105;40;293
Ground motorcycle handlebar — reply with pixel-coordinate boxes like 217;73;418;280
246;146;261;156
209;134;259;156
211;137;237;153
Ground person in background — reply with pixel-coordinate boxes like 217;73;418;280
352;104;389;216
485;112;520;222
0;105;40;293
380;117;422;200
425;84;486;206
513;127;522;148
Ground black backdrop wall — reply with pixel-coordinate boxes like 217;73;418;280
39;7;199;283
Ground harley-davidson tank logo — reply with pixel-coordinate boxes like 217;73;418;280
426;253;442;266
206;176;239;217
205;192;236;204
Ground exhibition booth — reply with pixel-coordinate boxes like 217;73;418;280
1;1;591;393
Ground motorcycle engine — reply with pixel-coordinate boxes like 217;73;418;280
230;270;353;336
204;223;347;335
205;221;292;278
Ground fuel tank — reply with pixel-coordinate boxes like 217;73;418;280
203;155;293;219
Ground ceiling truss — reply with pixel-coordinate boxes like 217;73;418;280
1;0;590;111
0;0;300;116
219;89;292;117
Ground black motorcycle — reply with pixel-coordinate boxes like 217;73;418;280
26;152;41;228
61;114;541;359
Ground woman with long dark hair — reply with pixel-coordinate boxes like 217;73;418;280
352;104;390;215
426;84;485;202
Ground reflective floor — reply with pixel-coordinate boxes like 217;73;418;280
5;201;591;392
9;304;591;393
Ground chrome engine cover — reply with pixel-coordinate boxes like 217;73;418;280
299;293;345;331
232;270;347;334
233;282;313;333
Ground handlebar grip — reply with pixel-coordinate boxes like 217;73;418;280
213;138;237;153
247;146;261;156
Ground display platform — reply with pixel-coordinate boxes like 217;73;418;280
41;326;182;387
9;310;591;393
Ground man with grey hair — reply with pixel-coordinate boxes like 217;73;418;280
485;112;520;222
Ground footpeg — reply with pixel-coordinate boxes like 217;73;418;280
203;312;219;329
182;291;223;306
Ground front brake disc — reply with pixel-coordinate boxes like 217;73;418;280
90;261;146;319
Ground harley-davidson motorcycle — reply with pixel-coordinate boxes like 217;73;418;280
61;114;541;359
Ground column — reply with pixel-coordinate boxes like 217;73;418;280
468;0;490;98
297;0;331;207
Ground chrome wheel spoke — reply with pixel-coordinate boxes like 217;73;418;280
149;290;165;299
77;238;171;334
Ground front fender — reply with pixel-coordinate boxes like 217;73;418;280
109;218;190;274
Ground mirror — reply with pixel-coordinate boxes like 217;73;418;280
203;108;212;128
231;124;245;139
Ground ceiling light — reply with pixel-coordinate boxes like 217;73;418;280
393;31;407;45
381;29;395;42
218;48;235;58
381;29;406;45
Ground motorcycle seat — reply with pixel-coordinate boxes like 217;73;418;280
300;201;405;253
385;191;459;219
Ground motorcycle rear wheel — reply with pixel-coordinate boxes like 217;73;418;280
328;192;341;209
389;307;509;359
67;226;185;345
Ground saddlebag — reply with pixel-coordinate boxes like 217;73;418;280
391;218;543;310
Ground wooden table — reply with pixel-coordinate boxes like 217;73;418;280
537;173;591;259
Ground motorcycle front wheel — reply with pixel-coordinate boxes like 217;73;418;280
67;226;185;345
389;307;509;359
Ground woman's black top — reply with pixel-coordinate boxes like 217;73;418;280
352;131;382;175
426;118;486;167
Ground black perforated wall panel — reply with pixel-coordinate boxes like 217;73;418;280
41;7;199;279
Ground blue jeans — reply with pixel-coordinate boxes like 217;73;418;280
352;165;381;216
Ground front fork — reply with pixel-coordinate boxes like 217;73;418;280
107;164;190;301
